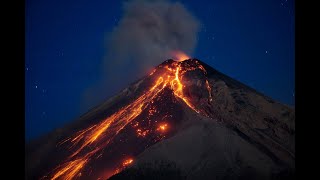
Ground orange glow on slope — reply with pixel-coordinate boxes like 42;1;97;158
157;123;168;132
206;80;213;102
50;158;88;180
171;50;190;62
136;128;149;137
123;158;134;166
112;158;134;177
169;65;200;113
47;74;168;179
45;58;212;180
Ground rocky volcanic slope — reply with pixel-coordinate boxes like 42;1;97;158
26;59;294;180
110;60;295;180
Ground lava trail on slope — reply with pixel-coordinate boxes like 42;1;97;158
40;58;213;180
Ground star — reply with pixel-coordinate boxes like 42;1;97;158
35;85;38;89
265;50;268;54
26;67;29;71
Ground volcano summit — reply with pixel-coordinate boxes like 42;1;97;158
26;58;295;180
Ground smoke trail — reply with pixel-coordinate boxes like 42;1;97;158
83;0;200;111
106;0;200;71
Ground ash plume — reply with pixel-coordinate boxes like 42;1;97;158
106;0;200;71
83;0;200;111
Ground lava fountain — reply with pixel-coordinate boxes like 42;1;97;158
170;50;190;62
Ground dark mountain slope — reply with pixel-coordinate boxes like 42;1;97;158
26;59;294;180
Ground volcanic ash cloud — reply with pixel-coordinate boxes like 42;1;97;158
83;0;200;113
105;0;200;75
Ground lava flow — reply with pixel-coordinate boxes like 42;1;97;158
113;158;134;176
43;55;213;180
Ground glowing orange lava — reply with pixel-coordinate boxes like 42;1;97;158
44;57;213;180
157;123;168;132
50;158;88;180
112;158;134;176
123;158;134;166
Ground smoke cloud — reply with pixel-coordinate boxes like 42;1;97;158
105;0;200;72
83;0;200;111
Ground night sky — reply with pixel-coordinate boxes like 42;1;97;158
25;0;295;141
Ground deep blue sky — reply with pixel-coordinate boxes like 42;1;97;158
25;0;295;141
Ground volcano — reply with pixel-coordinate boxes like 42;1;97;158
26;58;295;180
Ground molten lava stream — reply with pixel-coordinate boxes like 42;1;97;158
45;59;212;180
46;76;169;179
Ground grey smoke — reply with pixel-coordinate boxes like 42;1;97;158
83;0;200;111
105;0;200;75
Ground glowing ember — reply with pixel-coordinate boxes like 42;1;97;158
123;158;134;166
112;158;134;177
44;57;213;180
157;123;168;132
171;50;190;62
